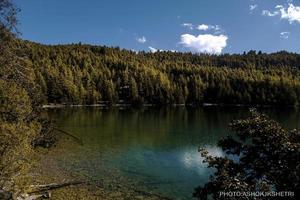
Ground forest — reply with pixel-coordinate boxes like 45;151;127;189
17;40;300;106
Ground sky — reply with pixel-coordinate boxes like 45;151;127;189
15;0;300;54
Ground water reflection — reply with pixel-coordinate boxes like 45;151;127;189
181;146;223;176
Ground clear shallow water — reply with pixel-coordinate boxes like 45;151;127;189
47;107;300;200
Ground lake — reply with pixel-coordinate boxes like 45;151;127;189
47;106;300;199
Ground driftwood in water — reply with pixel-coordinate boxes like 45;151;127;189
27;181;85;194
54;128;83;145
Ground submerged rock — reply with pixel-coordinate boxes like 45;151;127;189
0;189;12;200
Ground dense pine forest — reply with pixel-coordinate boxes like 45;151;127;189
18;41;300;106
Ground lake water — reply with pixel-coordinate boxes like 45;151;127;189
47;107;300;199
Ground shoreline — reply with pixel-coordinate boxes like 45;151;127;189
42;103;298;109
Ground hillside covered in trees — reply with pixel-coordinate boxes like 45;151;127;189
17;40;300;106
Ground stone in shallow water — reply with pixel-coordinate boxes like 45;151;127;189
0;189;12;200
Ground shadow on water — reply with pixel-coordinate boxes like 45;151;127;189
46;106;300;199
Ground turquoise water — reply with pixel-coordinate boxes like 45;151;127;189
47;107;300;199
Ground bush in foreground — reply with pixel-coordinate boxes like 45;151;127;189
194;109;300;200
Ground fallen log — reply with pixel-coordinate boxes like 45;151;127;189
54;128;83;145
27;181;85;194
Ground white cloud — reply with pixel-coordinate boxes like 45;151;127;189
278;4;300;23
262;10;280;17
137;36;147;43
280;31;290;39
182;23;223;33
180;34;228;54
250;4;258;12
197;24;209;31
196;24;222;33
148;46;158;53
213;25;222;32
181;23;194;30
262;3;300;24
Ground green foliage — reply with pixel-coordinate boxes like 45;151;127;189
194;109;300;200
0;80;32;122
0;1;46;194
19;42;300;106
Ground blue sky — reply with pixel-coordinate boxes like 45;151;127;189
15;0;300;54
